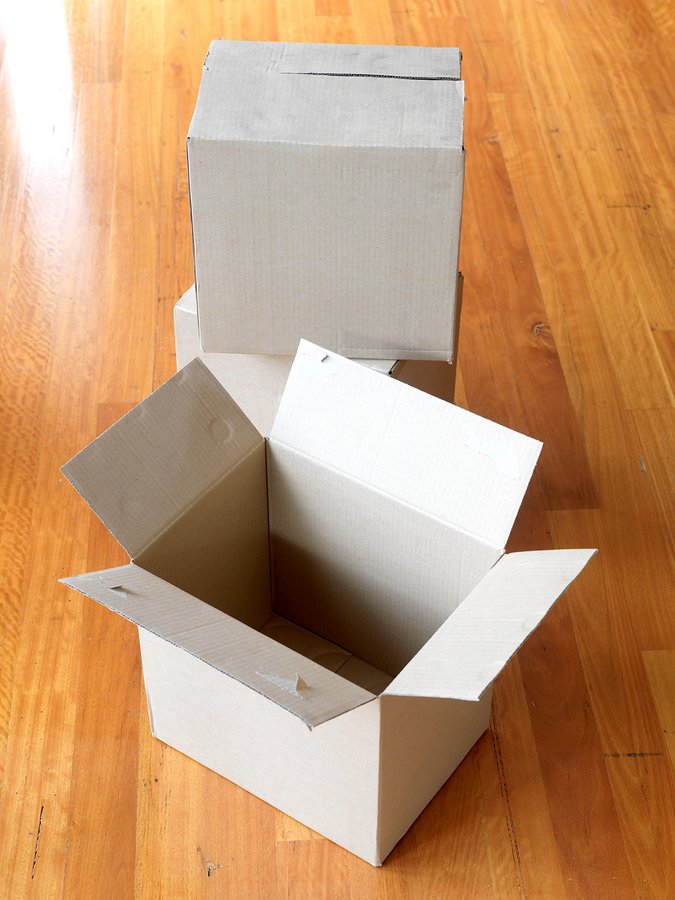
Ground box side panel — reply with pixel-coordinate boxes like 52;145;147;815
267;442;501;675
138;629;382;865
191;141;461;360
389;270;462;393
376;691;492;864
136;441;271;628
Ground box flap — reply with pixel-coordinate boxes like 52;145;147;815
62;359;262;559
189;41;464;149
268;42;461;79
270;342;542;549
382;549;597;701
200;40;461;80
61;564;375;728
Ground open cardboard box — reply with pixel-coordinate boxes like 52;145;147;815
188;41;465;360
175;284;461;434
61;341;595;865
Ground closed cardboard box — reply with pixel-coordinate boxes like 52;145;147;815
174;284;459;434
188;41;465;360
61;342;595;865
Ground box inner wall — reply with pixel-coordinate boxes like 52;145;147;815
136;436;501;693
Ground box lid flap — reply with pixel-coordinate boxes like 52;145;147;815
62;360;262;558
268;41;460;79
189;41;464;149
201;40;461;80
270;342;543;549
61;564;375;727
382;549;597;701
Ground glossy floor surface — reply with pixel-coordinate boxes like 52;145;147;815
0;1;673;897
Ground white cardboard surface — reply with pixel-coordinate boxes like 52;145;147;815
188;40;465;359
139;627;383;864
271;341;542;550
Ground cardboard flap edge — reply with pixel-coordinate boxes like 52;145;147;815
382;549;597;701
61;563;374;728
61;359;263;559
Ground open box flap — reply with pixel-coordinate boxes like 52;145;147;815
61;360;262;559
61;564;375;728
271;342;543;549
189;41;464;149
382;549;597;701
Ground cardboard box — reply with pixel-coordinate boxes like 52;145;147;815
60;342;595;865
188;41;465;360
175;284;460;434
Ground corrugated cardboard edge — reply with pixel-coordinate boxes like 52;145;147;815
60;563;376;729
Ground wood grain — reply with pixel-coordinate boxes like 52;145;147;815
1;0;673;897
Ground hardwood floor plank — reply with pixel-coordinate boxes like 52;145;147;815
96;0;165;404
490;0;674;411
551;509;675;898
0;0;672;895
642;651;675;774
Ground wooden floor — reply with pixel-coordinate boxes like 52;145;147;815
0;0;673;897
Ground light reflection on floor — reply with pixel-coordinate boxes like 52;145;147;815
1;0;75;165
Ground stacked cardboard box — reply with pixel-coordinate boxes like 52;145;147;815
174;281;462;433
61;40;596;866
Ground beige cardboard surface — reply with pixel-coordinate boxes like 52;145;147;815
198;40;460;80
260;614;351;672
376;692;492;862
174;286;396;435
389;272;463;402
63;564;374;727
267;440;501;675
384;549;597;701
62;361;262;558
188;41;464;359
138;627;383;864
138;625;492;866
260;615;392;693
136;441;271;626
174;287;459;430
271;341;542;550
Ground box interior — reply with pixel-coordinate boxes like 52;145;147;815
134;432;503;694
124;343;538;694
61;345;596;727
